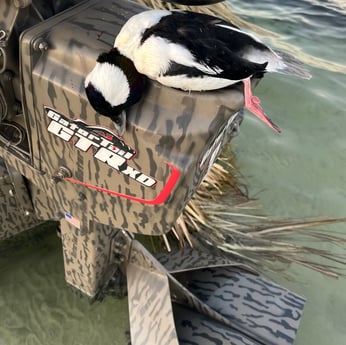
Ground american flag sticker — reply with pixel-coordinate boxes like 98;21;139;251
64;212;81;229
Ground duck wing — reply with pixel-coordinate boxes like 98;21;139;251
163;38;267;81
146;11;310;79
138;11;268;83
141;11;270;59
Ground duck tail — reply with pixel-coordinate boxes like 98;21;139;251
273;49;312;80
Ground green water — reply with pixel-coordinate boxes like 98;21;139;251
231;1;346;344
1;0;346;344
0;226;129;345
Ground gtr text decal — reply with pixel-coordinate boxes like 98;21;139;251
44;106;156;188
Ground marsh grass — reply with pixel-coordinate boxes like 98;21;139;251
169;146;346;277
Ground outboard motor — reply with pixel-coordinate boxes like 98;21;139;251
20;0;243;237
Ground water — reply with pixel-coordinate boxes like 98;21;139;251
0;226;129;345
231;1;346;344
1;0;346;344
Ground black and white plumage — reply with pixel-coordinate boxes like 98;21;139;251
85;10;310;133
85;48;146;135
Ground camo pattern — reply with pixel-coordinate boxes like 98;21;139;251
183;267;305;345
127;240;179;345
156;247;256;274
0;158;41;239
58;222;305;344
126;240;304;345
173;304;262;345
19;0;244;236
156;246;305;344
127;239;237;345
60;218;122;297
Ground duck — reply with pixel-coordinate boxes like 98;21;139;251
86;9;311;134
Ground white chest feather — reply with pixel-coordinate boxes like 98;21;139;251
157;74;237;91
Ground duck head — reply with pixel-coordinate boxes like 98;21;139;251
85;48;147;135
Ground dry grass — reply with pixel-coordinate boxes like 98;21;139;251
172;146;346;278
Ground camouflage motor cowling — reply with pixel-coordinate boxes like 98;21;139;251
20;0;244;235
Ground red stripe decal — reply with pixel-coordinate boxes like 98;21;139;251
65;161;180;205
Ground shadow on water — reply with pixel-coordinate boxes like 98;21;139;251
0;225;129;345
